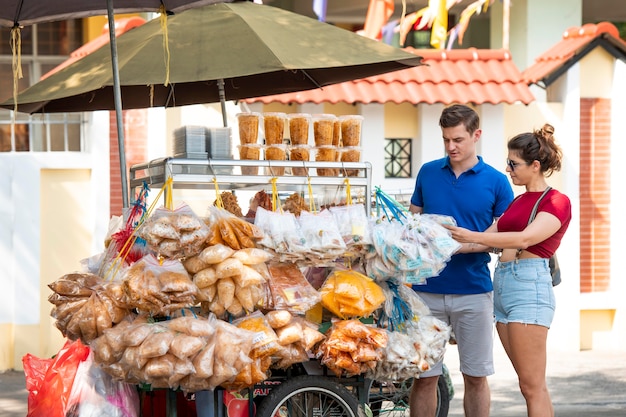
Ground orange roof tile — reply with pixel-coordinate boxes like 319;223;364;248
523;22;626;87
42;17;146;80
245;47;535;105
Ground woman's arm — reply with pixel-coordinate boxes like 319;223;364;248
444;211;562;249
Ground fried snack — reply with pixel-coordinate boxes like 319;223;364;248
289;145;310;176
332;119;341;146
237;112;260;145
198;244;235;265
217;191;243;217
251;190;273;213
265;145;286;176
239;144;262;175
282;193;308;216
288;114;310;145
313;115;336;146
232;248;273;265
315;146;338;177
339;115;363;147
263;112;286;145
266;310;293;329
341;147;362;177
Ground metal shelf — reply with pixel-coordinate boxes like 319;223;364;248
129;158;373;214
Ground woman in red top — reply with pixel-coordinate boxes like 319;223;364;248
445;124;571;417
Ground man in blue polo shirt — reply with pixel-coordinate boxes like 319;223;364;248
409;104;513;417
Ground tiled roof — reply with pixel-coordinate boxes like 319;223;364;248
522;22;626;87
245;47;535;105
42;17;146;80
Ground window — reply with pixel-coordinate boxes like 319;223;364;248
384;138;412;178
0;21;84;152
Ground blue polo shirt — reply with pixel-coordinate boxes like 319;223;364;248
410;156;513;294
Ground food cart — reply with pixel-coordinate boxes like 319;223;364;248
41;113;455;417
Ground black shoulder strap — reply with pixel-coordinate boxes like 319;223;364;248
516;186;552;260
527;186;552;225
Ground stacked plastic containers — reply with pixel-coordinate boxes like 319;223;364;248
312;114;338;176
338;115;363;177
236;112;262;175
263;112;287;176
236;111;363;177
288;113;311;176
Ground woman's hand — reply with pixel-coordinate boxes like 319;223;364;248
443;224;476;244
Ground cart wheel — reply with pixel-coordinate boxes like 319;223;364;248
368;374;450;417
255;375;362;417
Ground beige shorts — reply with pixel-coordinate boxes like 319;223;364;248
416;292;495;378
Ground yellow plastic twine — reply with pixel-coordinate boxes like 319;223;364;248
164;176;174;210
307;176;317;213
344;178;352;205
105;177;173;280
159;5;171;87
10;26;22;117
213;177;224;209
270;177;283;213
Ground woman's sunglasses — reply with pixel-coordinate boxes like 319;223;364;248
506;159;525;171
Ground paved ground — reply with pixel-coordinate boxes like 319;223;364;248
445;343;626;416
2;343;626;416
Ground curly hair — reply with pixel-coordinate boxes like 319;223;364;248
508;123;563;177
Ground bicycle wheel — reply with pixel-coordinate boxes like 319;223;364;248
255;375;361;417
368;374;450;417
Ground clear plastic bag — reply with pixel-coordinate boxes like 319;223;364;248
66;351;139;417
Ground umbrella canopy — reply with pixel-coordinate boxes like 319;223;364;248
1;0;233;209
0;0;230;26
2;1;423;114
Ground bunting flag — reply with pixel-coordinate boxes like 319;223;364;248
452;0;494;46
362;0;395;40
430;0;448;49
398;8;427;46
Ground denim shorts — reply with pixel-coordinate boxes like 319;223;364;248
493;258;555;328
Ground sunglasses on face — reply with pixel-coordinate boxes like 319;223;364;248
506;158;525;171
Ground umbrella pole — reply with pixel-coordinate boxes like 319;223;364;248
218;78;227;127
107;0;130;209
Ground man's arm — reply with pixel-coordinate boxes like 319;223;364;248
409;203;422;214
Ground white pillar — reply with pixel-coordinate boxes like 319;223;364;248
477;104;506;172
548;64;581;352
416;104;446;165
361;103;385;188
610;60;626;349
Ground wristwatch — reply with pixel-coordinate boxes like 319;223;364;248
490;247;503;255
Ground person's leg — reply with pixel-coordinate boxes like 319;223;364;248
451;293;493;417
462;374;490;417
505;323;553;417
409;293;448;417
409;376;439;417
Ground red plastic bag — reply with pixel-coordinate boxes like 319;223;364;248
23;339;90;417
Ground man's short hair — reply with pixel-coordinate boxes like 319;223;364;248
439;104;480;134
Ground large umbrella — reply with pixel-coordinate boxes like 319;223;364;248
2;1;422;207
1;0;233;208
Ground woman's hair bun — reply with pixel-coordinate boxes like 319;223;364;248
540;123;555;140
